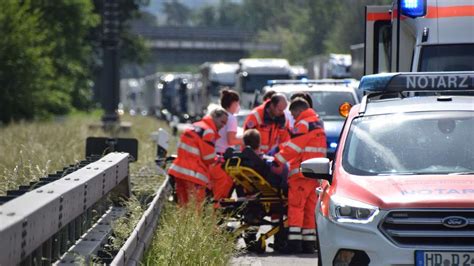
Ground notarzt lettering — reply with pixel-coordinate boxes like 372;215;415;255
405;75;470;89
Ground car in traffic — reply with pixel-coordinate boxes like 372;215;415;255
301;72;474;265
235;109;252;138
262;79;359;159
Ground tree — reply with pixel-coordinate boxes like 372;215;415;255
30;0;100;113
0;1;54;123
194;5;216;27
163;0;191;26
324;0;392;53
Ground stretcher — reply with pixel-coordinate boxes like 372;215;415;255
218;147;288;253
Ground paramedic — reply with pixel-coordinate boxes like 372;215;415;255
244;93;290;154
168;108;228;206
274;98;326;253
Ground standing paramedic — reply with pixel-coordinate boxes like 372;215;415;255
244;93;290;154
210;89;242;201
168;108;228;206
273;98;326;253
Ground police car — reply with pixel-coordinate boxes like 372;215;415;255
301;72;474;266
263;79;359;159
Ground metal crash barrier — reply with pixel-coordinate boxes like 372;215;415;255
1;129;173;265
0;152;130;265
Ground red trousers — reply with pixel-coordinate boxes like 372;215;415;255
209;164;234;201
288;177;320;229
175;178;206;207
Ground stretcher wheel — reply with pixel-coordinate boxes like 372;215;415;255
247;238;266;254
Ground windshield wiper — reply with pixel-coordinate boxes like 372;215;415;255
377;172;415;176
448;172;474;175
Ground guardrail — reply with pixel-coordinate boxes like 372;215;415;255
0;152;130;265
107;128;172;266
111;175;171;266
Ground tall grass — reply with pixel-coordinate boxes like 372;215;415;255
0;114;238;264
0;116;92;195
144;202;238;266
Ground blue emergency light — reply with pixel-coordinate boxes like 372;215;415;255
400;0;426;18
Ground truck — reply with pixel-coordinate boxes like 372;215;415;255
306;54;352;80
199;62;239;110
350;43;365;80
365;0;474;75
235;58;291;109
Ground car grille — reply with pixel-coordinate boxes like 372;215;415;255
379;210;474;247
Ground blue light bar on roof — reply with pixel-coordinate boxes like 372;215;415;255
400;0;426;18
359;72;474;93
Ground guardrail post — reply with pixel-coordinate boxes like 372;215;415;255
41;238;52;266
59;227;68;254
32;246;42;266
20;255;32;266
52;233;60;261
68;222;75;247
74;216;81;240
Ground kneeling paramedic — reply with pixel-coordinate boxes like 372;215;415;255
273;98;327;253
168;108;228;206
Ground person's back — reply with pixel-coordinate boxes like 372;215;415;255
168;108;228;206
242;129;288;189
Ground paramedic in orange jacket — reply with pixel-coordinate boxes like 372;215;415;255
274;98;327;253
168;108;228;206
243;93;290;154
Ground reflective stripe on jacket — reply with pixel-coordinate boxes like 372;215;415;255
244;101;290;154
168;115;218;186
274;108;327;179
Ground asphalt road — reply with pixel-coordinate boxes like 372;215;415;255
231;253;318;266
231;226;319;266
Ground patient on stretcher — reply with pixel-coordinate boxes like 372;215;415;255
224;129;288;190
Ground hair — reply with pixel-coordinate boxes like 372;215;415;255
270;93;287;106
210;107;229;119
289;97;309;112
220;89;239;109
290;92;313;108
263;90;276;101
243;129;261;150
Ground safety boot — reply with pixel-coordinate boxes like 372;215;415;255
302;240;317;254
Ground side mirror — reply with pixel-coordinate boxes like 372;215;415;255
301;158;332;183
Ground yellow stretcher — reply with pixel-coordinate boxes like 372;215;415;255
219;148;288;253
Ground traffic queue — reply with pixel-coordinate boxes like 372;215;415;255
167;87;328;254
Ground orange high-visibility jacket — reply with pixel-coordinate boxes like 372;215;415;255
244;101;290;154
274;108;327;178
168;115;218;186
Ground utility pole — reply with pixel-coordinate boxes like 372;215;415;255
101;0;120;126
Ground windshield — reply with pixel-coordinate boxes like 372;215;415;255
242;74;290;93
419;44;474;71
342;112;474;175
236;114;247;128
208;81;234;96
308;91;356;120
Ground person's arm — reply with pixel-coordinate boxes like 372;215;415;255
274;123;308;165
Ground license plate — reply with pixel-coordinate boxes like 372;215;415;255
416;251;474;266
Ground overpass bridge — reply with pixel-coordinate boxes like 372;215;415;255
131;26;281;74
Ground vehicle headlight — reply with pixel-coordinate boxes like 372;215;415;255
329;195;379;224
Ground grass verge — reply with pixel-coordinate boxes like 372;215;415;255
144;202;238;266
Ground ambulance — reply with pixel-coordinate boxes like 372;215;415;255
365;0;474;75
301;71;474;265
